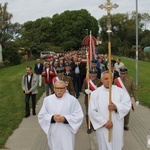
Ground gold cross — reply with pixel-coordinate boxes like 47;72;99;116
99;0;119;31
99;0;119;15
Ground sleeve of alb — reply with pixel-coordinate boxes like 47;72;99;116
51;115;56;123
64;118;69;124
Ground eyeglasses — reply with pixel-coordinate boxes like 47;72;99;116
55;87;66;90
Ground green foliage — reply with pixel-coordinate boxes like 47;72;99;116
3;41;22;65
19;9;99;51
140;30;150;47
0;3;13;44
128;50;136;58
99;12;150;57
139;51;150;61
0;60;45;148
97;42;108;54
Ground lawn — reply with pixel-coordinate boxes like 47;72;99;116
0;60;45;148
117;57;150;107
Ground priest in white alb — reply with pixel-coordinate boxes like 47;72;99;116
38;80;83;150
88;71;131;150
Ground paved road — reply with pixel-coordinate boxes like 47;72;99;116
1;92;150;150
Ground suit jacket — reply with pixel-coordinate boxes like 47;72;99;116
42;68;56;84
22;73;38;94
64;71;76;85
34;63;44;74
70;62;81;75
113;70;120;80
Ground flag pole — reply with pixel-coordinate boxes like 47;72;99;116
99;0;119;142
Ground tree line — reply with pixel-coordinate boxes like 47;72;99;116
0;2;150;66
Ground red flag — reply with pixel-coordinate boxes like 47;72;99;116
88;32;96;61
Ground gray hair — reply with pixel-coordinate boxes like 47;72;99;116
101;70;113;79
54;80;66;88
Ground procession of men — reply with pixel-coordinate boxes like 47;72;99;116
24;48;139;150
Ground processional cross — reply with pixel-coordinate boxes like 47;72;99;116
98;0;119;142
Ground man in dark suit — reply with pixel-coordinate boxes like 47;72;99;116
70;56;81;98
22;66;38;118
34;58;44;87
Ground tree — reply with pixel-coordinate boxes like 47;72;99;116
138;13;150;30
3;41;21;65
0;2;13;44
140;30;150;48
20;9;99;51
98;12;149;55
0;2;22;65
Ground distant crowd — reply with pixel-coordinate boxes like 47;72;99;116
34;50;125;98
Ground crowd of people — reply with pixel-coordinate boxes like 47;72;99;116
21;50;139;150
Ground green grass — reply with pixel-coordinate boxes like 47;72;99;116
118;57;150;107
0;60;45;148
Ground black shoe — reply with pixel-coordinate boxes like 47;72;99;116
25;113;30;118
124;126;129;131
76;96;79;99
32;112;36;116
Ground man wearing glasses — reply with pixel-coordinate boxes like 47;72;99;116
38;80;83;150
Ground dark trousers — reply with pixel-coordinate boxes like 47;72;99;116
25;94;36;115
45;83;54;96
75;74;81;97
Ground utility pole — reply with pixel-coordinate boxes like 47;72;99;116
135;0;139;87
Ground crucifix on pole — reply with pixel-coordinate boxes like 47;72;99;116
99;0;119;142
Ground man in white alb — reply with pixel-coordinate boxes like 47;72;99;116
88;70;131;150
38;80;83;150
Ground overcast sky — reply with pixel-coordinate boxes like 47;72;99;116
1;0;150;24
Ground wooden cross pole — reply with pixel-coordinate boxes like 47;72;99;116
99;0;119;142
86;31;92;133
86;47;91;133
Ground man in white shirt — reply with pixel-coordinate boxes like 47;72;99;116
114;58;124;75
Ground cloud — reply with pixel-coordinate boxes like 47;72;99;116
1;0;150;24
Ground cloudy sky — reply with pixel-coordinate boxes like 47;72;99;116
1;0;150;24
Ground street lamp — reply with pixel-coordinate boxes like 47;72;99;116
135;0;139;87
